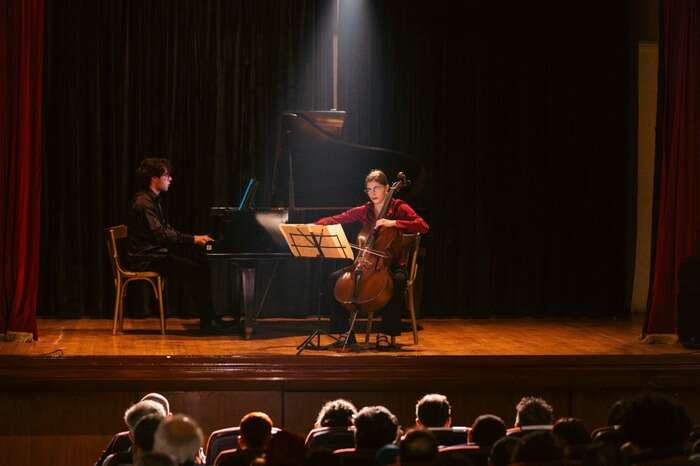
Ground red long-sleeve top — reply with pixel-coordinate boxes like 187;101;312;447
315;199;428;267
315;199;429;234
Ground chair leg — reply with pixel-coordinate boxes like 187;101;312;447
119;280;130;332
112;278;122;335
157;277;166;335
407;287;419;344
365;312;374;343
146;277;166;335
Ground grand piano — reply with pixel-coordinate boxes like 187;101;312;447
206;110;422;338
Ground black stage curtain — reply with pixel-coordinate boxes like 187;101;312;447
338;0;635;317
40;0;635;319
40;0;333;317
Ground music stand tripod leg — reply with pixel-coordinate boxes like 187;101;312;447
343;309;360;351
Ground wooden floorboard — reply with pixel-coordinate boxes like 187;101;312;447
0;315;691;357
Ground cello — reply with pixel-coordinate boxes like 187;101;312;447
333;172;411;322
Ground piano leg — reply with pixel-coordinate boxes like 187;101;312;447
240;267;256;339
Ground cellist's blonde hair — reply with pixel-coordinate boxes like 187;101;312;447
365;169;388;186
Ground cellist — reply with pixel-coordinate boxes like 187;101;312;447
314;169;429;350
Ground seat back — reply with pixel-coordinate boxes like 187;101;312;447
439;444;489;466
429;427;470;447
332;448;376;466
212;448;236;466
105;225;128;277
305;426;355;452
507;425;553;438
206;426;281;465
401;233;421;285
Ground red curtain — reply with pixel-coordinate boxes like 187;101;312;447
0;0;44;339
646;0;700;334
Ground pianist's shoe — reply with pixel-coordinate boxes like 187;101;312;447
200;317;238;334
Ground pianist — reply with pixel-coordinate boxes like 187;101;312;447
315;169;429;350
126;157;232;333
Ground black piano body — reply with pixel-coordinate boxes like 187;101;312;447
207;110;423;338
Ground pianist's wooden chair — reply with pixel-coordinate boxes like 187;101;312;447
105;225;166;335
365;233;421;345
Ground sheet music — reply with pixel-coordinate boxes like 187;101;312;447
278;224;354;260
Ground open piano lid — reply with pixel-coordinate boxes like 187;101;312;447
271;110;423;209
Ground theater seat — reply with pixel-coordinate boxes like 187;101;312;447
333;447;377;466
439;444;489;466
509;462;581;466
590;425;627;446
507;426;553;438
428;426;470;447
305;426;355;452
205;426;281;465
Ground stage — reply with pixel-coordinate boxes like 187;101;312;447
2;316;700;466
0;315;692;357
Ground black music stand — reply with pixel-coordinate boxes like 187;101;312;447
278;224;354;355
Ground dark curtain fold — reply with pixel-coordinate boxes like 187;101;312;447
40;0;333;317
0;0;44;338
646;0;700;334
338;0;635;316
41;0;636;319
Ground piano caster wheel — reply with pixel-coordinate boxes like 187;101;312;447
244;326;254;340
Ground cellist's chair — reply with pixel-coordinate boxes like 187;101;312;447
105;225;166;335
365;233;421;345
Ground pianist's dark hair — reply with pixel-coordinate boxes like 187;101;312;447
365;169;388;186
136;158;173;189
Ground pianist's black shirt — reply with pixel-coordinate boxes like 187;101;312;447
127;189;194;270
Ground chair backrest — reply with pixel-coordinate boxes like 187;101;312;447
206;426;281;465
305;426;355;452
439;444;489;466
507;425;553;438
429;426;470;447
332;448;376;466
401;233;421;284
105;225;128;276
212;448;236;466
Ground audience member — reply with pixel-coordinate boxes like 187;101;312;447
489;436;522;466
315;399;358;429
265;429;306;466
132;414;165;465
582;442;627;466
435;454;473;466
354;406;400;450
552;417;591;460
514;396;554;428
619;392;692;463
607;399;629;427
153;414;203;466
141;393;171;416
137;452;176;466
218;412;274;466
416;394;452;428
305;449;340;466
512;431;563;463
336;406;400;466
104;400;168;466
126;401;168;436
468;415;505;449
96;396;169;466
399;429;438;466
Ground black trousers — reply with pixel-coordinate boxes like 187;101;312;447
326;266;407;337
148;253;218;325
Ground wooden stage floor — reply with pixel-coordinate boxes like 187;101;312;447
0;315;690;357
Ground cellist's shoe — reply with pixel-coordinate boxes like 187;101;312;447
329;332;357;349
